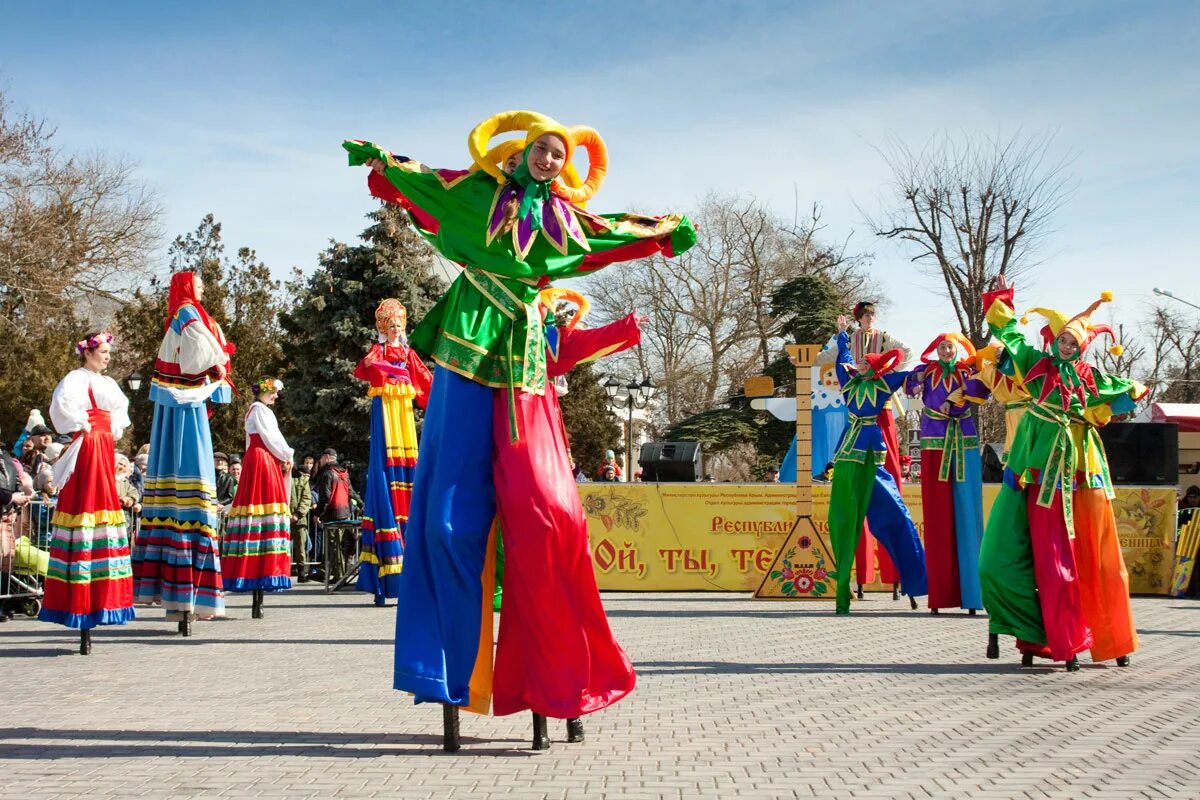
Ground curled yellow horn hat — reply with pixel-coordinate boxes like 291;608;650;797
1020;290;1114;347
468;110;573;183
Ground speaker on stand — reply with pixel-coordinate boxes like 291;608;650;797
638;441;703;482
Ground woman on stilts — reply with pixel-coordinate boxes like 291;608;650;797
905;333;989;615
346;110;695;750
826;319;928;614
817;302;910;600
39;333;134;654
221;378;294;617
978;276;1144;671
133;271;234;635
353;299;431;606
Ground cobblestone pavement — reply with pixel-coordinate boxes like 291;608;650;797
1;587;1197;799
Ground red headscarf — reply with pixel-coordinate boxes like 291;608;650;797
165;271;236;376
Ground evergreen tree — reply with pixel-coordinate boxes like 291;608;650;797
113;215;284;452
278;206;445;470
558;359;623;477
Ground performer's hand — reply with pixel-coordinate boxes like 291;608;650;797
366;157;386;175
283;460;293;473
10;493;29;507
939;402;952;414
994;273;1010;291
633;314;649;328
81;421;91;433
837;314;848;333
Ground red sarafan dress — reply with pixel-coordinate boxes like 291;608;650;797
221;402;294;592
39;369;135;629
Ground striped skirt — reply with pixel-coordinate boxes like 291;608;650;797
39;421;135;630
132;401;225;619
221;434;292;592
357;386;417;599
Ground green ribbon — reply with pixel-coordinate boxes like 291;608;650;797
1028;404;1078;532
923;408;967;483
508;145;553;233
934;358;957;383
833;412;878;464
462;268;546;442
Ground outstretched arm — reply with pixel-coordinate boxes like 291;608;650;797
548;314;643;377
983;278;1040;376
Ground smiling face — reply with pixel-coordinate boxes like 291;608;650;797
936;341;957;361
386;319;404;343
84;341;112;373
1055;332;1080;360
260;390;279;406
526;133;567;182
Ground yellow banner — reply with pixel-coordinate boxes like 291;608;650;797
582;483;1177;595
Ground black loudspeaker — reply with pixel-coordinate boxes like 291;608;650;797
638;441;703;482
1097;422;1178;485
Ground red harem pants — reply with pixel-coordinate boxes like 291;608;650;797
1016;490;1093;661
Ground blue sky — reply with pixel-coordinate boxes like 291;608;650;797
2;0;1198;352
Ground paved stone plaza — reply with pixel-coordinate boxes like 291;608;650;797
1;587;1197;799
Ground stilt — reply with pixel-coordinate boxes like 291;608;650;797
178;612;193;637
856;584;864;600
1065;656;1080;672
531;713;550;751
909;596;918;610
1116;655;1131;667
986;633;999;660
930;608;939;615
252;589;264;619
79;629;92;656
1021;651;1034;668
566;717;585;743
891;584;899;601
374;594;386;607
968;608;977;616
442;704;461;753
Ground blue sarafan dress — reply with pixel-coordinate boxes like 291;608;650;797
353;343;431;602
132;283;233;621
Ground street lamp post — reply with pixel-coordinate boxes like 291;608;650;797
1153;287;1200;313
604;376;656;479
126;373;143;393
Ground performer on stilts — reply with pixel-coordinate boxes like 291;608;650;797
345;110;695;750
133;271;234;636
353;299;431;607
977;276;1144;671
221;378;294;618
818;302;910;600
826;321;928;615
905;333;989;615
39;333;134;654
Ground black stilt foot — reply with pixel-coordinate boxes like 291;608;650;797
531;713;550;750
986;633;999;660
968;608;977;616
892;584;899;601
79;629;92;655
856;585;864;600
1116;655;1131;667
252;589;264;619
442;704;461;753
1065;656;1080;672
930;608;939;615
566;717;584;743
178;613;193;637
1021;651;1034;667
909;596;918;610
374;594;386;607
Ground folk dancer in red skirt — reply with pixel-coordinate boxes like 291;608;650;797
222;378;294;618
40;332;134;654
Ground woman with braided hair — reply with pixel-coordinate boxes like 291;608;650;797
345;110;694;750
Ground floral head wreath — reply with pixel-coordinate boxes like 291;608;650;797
254;378;284;394
467;110;608;206
75;332;114;355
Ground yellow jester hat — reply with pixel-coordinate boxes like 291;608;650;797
1021;290;1116;354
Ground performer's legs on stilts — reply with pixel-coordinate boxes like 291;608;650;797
830;460;875;614
854;526;875;599
920;450;958;610
951;450;985;611
979;479;1045;650
531;713;550;751
393;371;497;708
80;629;92;655
1023;491;1092;663
865;466;928;600
1074;488;1138;663
875;407;904;587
